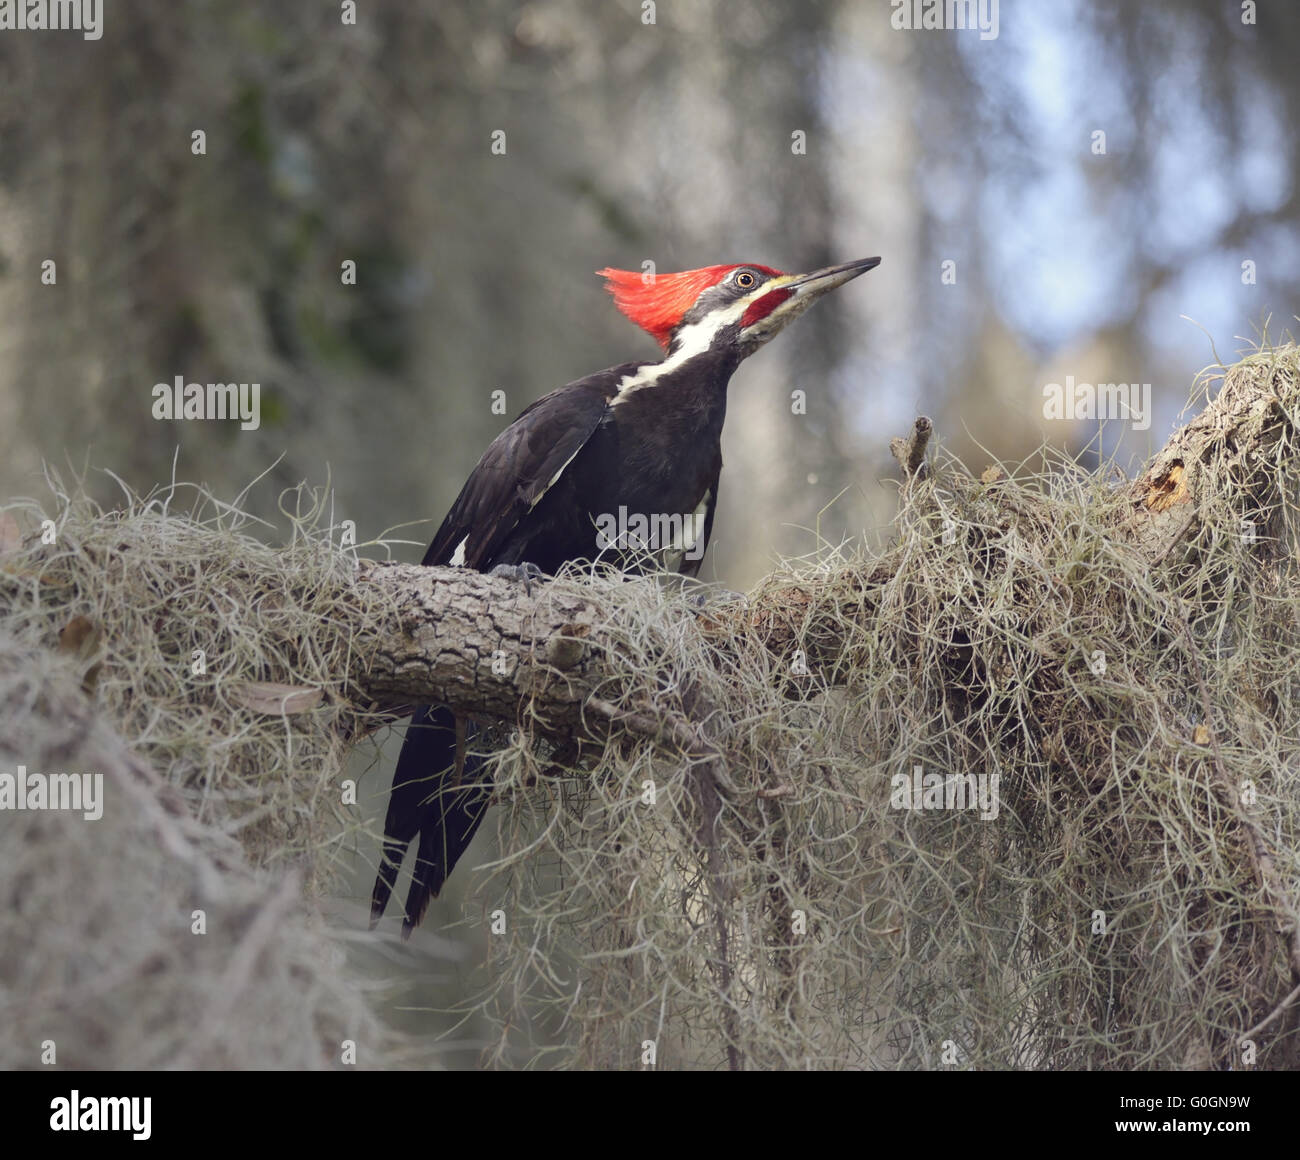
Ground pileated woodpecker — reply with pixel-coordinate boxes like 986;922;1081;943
371;256;880;937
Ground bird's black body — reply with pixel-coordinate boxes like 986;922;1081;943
425;348;736;574
370;257;879;937
370;351;735;936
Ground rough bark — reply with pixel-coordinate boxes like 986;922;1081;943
353;563;613;742
1127;357;1295;561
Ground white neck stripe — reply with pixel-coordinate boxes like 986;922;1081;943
610;285;774;404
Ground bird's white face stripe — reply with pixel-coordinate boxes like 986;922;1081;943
449;535;468;567
610;277;799;404
610;318;719;402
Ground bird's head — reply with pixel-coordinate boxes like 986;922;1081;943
597;257;881;360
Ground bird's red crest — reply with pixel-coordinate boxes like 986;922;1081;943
598;264;785;349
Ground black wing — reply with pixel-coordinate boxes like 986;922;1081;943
422;363;640;570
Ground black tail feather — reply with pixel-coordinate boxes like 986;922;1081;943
370;705;493;937
399;762;493;938
369;705;449;928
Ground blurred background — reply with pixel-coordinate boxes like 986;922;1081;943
1;0;1297;586
3;0;1298;1066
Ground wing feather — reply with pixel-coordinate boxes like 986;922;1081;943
422;364;638;569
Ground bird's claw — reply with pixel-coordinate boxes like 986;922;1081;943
489;561;545;595
689;588;747;610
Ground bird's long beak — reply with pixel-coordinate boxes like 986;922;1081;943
737;256;880;348
784;256;882;295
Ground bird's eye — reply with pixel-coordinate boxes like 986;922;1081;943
734;270;757;289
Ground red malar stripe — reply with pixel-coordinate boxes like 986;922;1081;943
740;287;793;330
